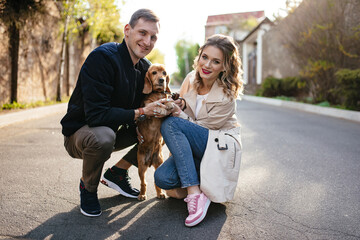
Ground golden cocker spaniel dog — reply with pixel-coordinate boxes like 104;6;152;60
136;63;174;200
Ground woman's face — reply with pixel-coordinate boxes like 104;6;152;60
197;45;225;83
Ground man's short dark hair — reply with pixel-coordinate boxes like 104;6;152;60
129;9;160;28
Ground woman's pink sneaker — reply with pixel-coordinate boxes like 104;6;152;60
184;193;211;227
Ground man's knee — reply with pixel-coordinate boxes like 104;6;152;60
89;126;116;156
70;125;115;159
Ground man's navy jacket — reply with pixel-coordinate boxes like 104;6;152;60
61;40;151;137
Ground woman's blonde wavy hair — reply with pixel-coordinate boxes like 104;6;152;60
193;34;244;100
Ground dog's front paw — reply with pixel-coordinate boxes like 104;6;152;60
165;102;175;110
138;194;147;201
157;192;166;199
155;107;169;115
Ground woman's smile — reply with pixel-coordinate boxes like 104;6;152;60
202;68;211;74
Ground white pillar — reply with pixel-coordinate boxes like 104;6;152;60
242;43;248;84
256;28;264;85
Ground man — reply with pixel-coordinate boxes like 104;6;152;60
61;9;167;217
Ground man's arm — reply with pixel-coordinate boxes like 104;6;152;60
81;47;135;128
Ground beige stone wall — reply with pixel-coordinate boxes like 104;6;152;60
0;2;92;105
0;24;10;104
18;5;62;103
261;23;300;80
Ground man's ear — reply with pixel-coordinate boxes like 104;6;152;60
124;24;130;38
143;71;153;94
165;75;171;93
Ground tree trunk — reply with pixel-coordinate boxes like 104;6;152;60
65;40;70;96
57;11;69;102
9;21;20;103
56;31;66;101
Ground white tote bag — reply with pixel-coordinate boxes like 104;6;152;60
200;127;242;203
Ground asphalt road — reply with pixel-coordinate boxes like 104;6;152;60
0;100;359;240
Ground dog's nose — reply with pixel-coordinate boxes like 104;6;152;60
159;78;164;84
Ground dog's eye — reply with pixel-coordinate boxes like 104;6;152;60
163;71;167;75
152;71;157;75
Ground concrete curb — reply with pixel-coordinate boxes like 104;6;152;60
0;103;67;128
242;95;360;123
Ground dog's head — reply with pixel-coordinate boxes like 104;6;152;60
143;63;171;94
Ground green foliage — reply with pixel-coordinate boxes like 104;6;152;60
272;0;302;22
240;16;259;31
170;72;183;86
173;39;200;84
282;76;307;96
1;99;67;111
335;68;360;110
227;16;259;32
301;60;334;78
147;49;165;65
316;101;330;107
2;102;27;110
258;77;282;97
300;59;335;103
274;96;297;101
60;0;123;45
258;76;307;98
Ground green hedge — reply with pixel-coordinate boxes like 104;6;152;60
335;68;360;111
257;76;307;98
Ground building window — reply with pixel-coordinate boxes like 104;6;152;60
214;25;227;34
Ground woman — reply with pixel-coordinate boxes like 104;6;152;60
154;34;243;227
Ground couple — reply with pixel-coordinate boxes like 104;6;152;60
60;8;243;227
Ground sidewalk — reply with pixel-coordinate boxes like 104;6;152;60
0;103;67;128
242;95;360;123
1;96;359;129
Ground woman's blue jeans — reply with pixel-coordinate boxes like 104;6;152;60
154;117;209;189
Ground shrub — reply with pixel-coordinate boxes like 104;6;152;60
335;69;360;110
300;60;336;103
281;76;307;97
259;76;307;98
1;99;60;111
2;102;27;110
259;77;282;97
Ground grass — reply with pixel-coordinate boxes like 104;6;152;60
273;96;348;110
1;97;70;112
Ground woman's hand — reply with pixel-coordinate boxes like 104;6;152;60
171;93;186;110
169;102;182;117
174;98;186;110
136;126;144;144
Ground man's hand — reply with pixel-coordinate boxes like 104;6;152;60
144;98;174;118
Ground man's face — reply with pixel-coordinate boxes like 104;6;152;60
124;18;160;64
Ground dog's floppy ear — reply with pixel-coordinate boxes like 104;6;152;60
165;75;171;93
143;70;153;94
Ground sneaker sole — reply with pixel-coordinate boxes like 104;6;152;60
185;198;211;227
80;208;102;217
100;177;138;199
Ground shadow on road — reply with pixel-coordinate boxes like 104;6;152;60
23;194;227;239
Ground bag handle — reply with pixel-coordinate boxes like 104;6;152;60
217;131;228;150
